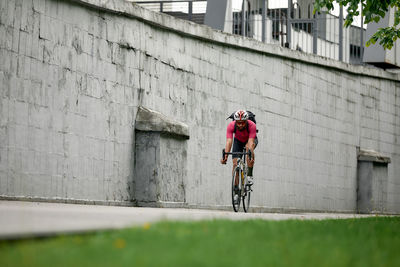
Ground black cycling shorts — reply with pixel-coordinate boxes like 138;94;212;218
232;137;258;159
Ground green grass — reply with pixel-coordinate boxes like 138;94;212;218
0;217;399;267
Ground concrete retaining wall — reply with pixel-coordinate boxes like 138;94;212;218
1;0;399;213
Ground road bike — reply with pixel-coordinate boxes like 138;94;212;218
222;148;252;212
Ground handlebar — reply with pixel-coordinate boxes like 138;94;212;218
222;149;252;160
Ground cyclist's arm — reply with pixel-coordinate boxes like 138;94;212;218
248;122;257;161
222;122;235;164
225;138;233;153
221;138;233;164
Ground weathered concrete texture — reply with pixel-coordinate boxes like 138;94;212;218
134;132;160;204
159;133;187;204
134;107;188;207
134;131;187;207
0;0;399;213
358;149;391;164
357;162;389;213
135;106;189;138
357;149;390;214
0;0;138;203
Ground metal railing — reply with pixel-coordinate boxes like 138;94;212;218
132;0;365;65
229;1;365;64
133;0;207;23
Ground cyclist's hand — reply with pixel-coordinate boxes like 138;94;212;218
220;155;228;164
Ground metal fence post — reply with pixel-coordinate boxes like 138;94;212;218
360;3;364;63
262;0;266;42
313;13;318;54
287;0;291;46
188;1;193;21
339;5;343;61
242;0;246;36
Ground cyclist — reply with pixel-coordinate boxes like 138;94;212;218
220;110;257;197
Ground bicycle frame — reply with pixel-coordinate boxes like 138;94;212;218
222;148;252;212
236;156;246;188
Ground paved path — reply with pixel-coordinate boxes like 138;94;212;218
0;200;374;239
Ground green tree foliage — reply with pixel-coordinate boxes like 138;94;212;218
314;0;400;49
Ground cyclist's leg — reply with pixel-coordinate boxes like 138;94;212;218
246;137;257;168
232;138;245;187
232;158;239;186
246;137;257;178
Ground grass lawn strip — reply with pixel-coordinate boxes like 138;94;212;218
0;217;399;267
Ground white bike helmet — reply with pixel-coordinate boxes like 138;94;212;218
234;110;248;121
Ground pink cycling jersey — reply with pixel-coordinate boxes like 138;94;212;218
226;120;257;143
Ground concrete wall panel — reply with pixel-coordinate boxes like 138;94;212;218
0;0;399;212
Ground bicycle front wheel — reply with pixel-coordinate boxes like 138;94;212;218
242;183;251;213
231;168;241;212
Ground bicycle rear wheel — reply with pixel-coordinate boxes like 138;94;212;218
242;183;251;213
231;168;241;212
